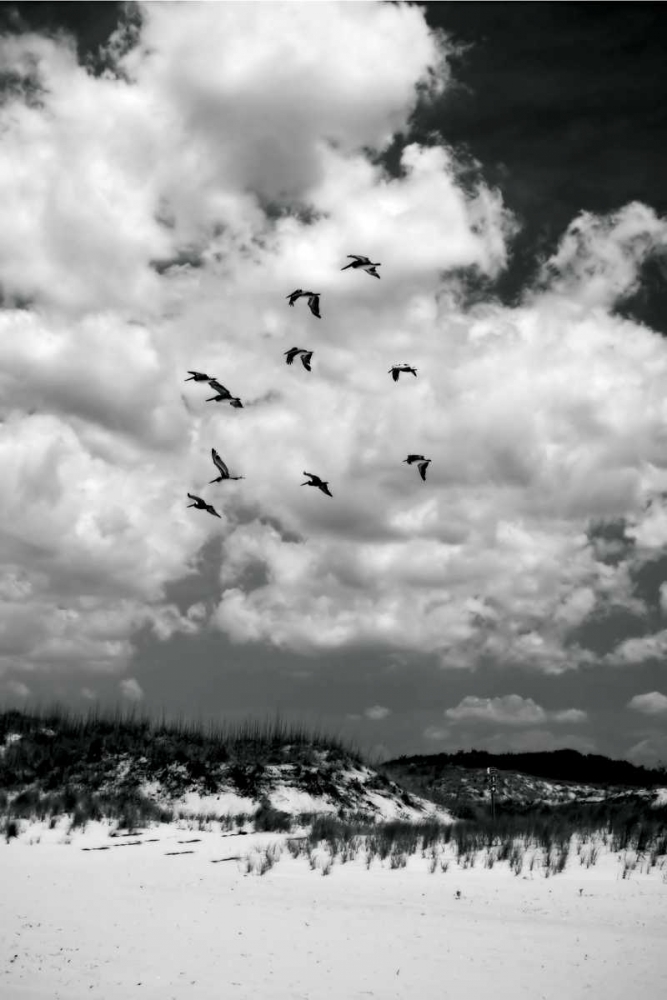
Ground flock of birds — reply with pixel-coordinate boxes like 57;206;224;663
185;255;431;519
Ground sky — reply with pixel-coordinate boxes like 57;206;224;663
1;1;667;767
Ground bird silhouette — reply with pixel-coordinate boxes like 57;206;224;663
301;471;333;497
185;371;214;382
341;255;381;278
403;454;426;464
389;365;417;381
286;290;321;317
186;493;221;518
209;448;244;483
284;347;313;370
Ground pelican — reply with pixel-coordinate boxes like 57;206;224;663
284;347;313;370
417;459;431;481
301;471;333;497
403;454;426;464
341;255;381;278
185;371;214;382
207;379;232;398
186;493;222;518
286;290;321;317
210;449;244;483
389;365;417;381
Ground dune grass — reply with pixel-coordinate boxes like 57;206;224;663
2;703;666;880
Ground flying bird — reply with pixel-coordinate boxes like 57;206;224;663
286;289;322;318
417;459;431;481
207;379;232;398
341;254;381;278
389;365;417;381
186;493;221;518
284;347;313;370
185;371;214;382
301;471;333;497
210;449;244;483
403;454;426;464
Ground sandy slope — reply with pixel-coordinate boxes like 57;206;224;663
1;823;666;1000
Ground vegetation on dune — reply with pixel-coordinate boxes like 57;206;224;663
1;704;666;883
0;703;380;830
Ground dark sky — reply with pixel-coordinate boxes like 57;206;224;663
1;2;667;766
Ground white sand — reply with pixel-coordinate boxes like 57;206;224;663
1;822;666;1000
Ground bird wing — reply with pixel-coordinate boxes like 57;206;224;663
392;368;399;381
303;471;318;482
209;379;231;395
366;267;381;279
284;348;300;364
211;449;229;477
348;255;370;263
301;351;313;371
307;295;321;318
320;483;333;497
418;461;429;481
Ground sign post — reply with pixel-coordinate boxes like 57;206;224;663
487;766;497;823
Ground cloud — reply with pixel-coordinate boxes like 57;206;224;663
119;677;143;702
535;202;667;309
445;694;547;725
627;691;667;716
1;2;667;684
551;708;588;724
606;630;667;666
444;695;588;727
80;687;97;701
364;705;391;721
626;736;667;769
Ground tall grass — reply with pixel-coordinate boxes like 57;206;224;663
0;703;367;830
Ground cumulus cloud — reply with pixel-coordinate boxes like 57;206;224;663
551;708;588;724
606;630;667;666
1;1;667;685
626;736;667;769
445;695;547;726
119;677;143;702
364;705;391;721
627;691;667;716
444;695;588;727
